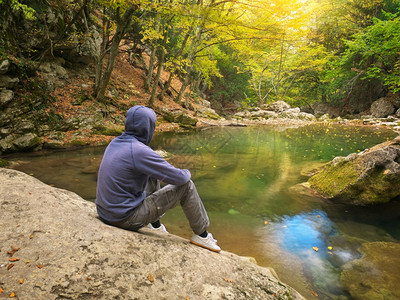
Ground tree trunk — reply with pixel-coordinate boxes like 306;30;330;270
94;6;136;101
158;73;174;101
144;18;160;92
174;21;204;103
158;26;193;101
149;31;168;107
94;8;110;96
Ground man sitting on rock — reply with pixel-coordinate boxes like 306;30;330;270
95;105;221;253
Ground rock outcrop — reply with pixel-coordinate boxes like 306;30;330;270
0;59;43;153
0;168;304;299
370;97;396;118
233;101;316;122
307;136;400;205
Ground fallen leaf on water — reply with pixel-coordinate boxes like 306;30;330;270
148;274;154;283
7;264;14;270
9;258;20;262
312;247;319;252
328;246;333;251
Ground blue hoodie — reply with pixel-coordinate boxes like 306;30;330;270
95;105;191;222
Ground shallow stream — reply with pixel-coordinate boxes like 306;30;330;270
6;123;400;299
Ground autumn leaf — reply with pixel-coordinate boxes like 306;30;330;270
223;278;233;283
0;287;4;294
328;246;333;251
9;292;16;298
311;290;319;297
37;264;43;269
7;264;15;270
7;247;20;257
312;247;319;252
9;258;20;262
19;279;24;284
384;169;390;175
148;274;154;283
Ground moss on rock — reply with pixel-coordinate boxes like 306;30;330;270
308;137;400;205
308;160;358;199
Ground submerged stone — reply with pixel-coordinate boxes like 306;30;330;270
341;242;400;300
308;136;400;205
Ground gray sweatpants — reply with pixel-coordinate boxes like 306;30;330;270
116;178;210;235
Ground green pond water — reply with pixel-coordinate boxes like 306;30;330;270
7;123;400;299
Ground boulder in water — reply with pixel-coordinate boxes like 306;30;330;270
308;136;400;205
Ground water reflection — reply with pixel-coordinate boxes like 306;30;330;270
260;211;355;297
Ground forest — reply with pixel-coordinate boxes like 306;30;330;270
1;0;400;115
2;2;400;299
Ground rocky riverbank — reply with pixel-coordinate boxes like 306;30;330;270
0;168;305;299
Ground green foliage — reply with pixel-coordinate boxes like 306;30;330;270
343;16;400;93
208;45;253;105
0;0;36;20
3;0;400;112
0;159;10;168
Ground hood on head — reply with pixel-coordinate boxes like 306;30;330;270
124;105;156;145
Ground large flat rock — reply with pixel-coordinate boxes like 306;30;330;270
0;168;304;299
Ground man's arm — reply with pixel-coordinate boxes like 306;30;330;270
133;145;191;186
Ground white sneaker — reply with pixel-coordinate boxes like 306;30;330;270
190;233;221;253
147;223;169;234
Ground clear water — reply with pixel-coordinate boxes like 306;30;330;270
6;124;400;299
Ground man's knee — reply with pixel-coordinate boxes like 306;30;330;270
179;180;195;192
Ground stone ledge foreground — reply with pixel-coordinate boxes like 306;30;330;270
0;168;304;299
